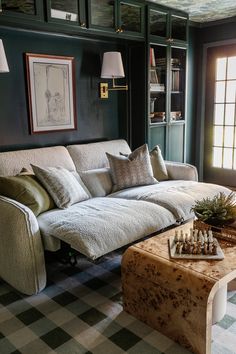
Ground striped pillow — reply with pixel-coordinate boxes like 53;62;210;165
31;165;89;209
106;144;157;192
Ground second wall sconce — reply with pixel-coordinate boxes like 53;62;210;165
100;51;128;99
0;39;9;73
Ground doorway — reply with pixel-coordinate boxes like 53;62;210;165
204;44;236;187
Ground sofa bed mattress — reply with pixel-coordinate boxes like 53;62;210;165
109;180;232;222
38;197;176;260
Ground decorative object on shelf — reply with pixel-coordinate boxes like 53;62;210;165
25;53;76;134
171;111;182;120
0;39;9;73
150;112;165;123
191;192;236;227
99;51;128;99
150;97;157;114
169;228;224;260
150;68;158;84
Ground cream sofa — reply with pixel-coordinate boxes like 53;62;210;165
0;139;231;295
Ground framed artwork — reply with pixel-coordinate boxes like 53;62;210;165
25;53;77;134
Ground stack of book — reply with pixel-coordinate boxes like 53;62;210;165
150;83;165;92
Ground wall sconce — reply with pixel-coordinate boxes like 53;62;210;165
100;51;128;99
0;39;9;73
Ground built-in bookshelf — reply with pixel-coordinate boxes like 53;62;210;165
147;3;188;162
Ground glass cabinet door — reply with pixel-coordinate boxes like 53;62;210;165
170;47;186;122
1;0;38;16
149;8;168;39
47;0;86;27
50;0;78;22
171;14;187;42
119;1;144;36
149;44;167;125
88;0;115;31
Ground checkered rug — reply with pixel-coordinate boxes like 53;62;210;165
0;250;236;354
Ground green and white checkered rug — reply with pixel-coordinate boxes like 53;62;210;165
0;250;236;354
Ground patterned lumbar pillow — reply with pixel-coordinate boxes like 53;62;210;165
150;145;169;181
106;144;157;192
0;174;55;216
31;165;89;209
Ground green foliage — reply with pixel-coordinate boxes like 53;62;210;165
191;192;236;226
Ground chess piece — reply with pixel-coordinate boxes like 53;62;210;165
204;243;208;255
174;230;179;243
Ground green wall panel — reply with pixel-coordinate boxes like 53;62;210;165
0;27;128;151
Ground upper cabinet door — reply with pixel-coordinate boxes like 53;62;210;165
87;0;144;38
148;5;188;45
149;8;168;41
88;0;116;33
170;13;188;43
0;0;43;21
118;0;145;38
46;0;86;28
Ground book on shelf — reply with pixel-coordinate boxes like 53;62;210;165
150;48;156;67
171;70;180;91
150;83;165;92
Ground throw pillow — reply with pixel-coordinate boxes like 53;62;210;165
0;174;55;216
31;165;90;209
150;145;169;181
80;168;112;197
106;144;157;192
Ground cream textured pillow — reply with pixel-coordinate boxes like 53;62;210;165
106;144;157;192
80;168;112;197
150;145;169;181
31;165;89;209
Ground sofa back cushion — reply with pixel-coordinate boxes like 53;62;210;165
106;144;158;192
80;168;112;197
0;146;76;177
32;165;90;209
67;139;131;171
150;145;169;181
0;174;55;216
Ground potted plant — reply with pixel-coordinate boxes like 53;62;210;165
191;192;236;227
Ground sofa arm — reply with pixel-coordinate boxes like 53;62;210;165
0;196;46;295
165;161;198;181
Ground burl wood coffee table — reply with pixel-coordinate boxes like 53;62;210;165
122;220;236;354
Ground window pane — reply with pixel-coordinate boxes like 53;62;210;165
121;3;141;32
213;147;222;167
214;104;224;125
225;104;235;125
216;58;226;80
223;148;233;169
214;126;223;146
224;126;234;147
226;81;236;102
215;82;225;102
227;56;236;80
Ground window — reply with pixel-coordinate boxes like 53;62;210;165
213;56;236;169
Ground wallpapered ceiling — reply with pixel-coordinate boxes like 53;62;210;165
149;0;236;22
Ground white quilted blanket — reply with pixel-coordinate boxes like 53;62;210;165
110;180;232;221
38;197;175;259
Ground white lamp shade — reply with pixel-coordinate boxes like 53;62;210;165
0;39;9;73
101;51;125;78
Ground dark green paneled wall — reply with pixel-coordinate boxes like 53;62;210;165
0;27;128;151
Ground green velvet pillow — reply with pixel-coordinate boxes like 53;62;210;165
0;174;55;216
